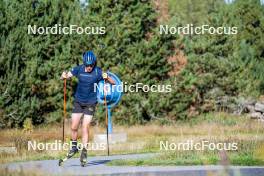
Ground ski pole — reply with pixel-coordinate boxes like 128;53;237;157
62;78;67;144
103;79;110;156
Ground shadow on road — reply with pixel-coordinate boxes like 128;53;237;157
68;159;111;167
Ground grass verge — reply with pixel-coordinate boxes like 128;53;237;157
0;112;264;166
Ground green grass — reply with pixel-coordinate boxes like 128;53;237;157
108;151;264;166
107;113;264;166
108;156;264;166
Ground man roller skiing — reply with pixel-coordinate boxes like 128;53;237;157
60;51;115;166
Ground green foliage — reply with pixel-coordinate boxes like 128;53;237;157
85;1;175;125
0;0;174;127
157;0;264;120
0;0;87;127
167;0;224;25
23;118;34;132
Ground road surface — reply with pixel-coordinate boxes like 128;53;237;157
2;153;264;175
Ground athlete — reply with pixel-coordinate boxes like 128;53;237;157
60;51;115;165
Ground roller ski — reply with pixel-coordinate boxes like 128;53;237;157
80;148;87;167
58;141;78;166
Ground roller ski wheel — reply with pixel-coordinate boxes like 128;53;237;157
80;149;87;167
81;161;86;167
58;159;63;166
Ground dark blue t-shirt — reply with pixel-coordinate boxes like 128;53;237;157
71;65;103;104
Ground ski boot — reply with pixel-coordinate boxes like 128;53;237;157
80;148;87;167
59;140;78;166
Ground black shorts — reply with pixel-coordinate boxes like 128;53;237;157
72;101;96;115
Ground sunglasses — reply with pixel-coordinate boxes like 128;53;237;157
86;64;94;68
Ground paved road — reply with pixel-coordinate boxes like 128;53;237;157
2;153;264;176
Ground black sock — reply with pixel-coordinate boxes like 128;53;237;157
70;140;77;149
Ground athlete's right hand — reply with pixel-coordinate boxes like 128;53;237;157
60;71;68;79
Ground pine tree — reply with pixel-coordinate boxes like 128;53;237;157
158;0;264;120
82;0;175;124
0;0;83;127
0;0;175;127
